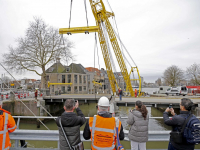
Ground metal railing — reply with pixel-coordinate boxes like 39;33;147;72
10;116;200;150
10;129;171;150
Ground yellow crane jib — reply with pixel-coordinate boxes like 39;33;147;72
59;26;99;35
47;82;72;88
92;80;102;86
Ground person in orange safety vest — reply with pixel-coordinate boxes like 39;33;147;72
0;100;17;150
83;96;124;150
135;89;137;98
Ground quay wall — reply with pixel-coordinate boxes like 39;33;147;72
2;100;46;116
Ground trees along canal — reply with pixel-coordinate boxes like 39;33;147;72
186;63;200;85
2;17;74;88
162;65;184;86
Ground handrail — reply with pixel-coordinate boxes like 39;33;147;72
12;116;200;119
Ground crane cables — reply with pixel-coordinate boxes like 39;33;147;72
105;0;134;68
68;0;89;28
84;0;89;27
101;22;117;74
68;0;73;28
0;62;55;130
112;27;137;67
94;32;101;73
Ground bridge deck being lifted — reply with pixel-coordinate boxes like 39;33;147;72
43;94;200;108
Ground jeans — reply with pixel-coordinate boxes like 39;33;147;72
119;94;122;100
168;142;177;150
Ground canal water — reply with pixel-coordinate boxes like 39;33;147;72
12;102;200;149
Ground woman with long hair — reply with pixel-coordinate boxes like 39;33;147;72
127;100;149;150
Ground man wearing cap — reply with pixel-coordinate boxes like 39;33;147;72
83;96;124;150
0;100;17;150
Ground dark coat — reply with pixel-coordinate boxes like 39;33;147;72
56;108;86;150
83;111;124;140
163;111;195;150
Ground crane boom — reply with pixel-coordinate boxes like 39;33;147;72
89;0;134;96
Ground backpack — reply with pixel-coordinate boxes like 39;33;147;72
183;114;200;144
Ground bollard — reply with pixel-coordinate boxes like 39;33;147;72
24;93;26;98
18;94;20;99
6;94;9;100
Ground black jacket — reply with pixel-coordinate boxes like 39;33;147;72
56;108;86;150
163;111;195;150
56;107;86;127
83;111;124;140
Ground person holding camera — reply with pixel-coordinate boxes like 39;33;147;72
56;99;86;150
163;98;195;150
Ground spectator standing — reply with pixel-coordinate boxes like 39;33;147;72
56;99;86;150
127;100;149;150
83;96;124;150
0;100;17;150
163;98;195;150
35;89;38;100
119;88;123;101
135;89;137;98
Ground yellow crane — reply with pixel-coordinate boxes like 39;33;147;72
59;0;141;96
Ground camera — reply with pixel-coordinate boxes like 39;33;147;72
169;104;172;109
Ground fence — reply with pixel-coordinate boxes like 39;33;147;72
9;116;200;150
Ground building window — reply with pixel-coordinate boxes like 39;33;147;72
66;67;70;72
74;75;77;84
46;75;50;81
67;86;71;92
83;86;86;91
67;75;71;83
83;76;86;83
49;67;54;72
79;75;82;84
62;86;65;93
79;86;82;91
74;86;78;93
52;85;54;92
62;75;66;83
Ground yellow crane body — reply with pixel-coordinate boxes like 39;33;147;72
89;0;135;96
59;0;142;97
92;80;102;86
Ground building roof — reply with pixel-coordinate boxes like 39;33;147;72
85;67;101;76
46;62;86;74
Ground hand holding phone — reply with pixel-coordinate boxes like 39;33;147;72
75;100;79;108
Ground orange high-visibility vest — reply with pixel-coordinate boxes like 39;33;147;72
89;115;121;150
0;108;17;150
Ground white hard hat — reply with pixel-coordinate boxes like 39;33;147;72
98;96;110;107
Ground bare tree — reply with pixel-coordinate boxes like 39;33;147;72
186;63;200;85
3;17;73;88
162;65;184;86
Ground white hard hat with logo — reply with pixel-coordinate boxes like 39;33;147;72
98;96;110;107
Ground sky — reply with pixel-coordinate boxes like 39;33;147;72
0;0;200;82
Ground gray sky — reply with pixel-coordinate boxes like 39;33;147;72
0;0;200;82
